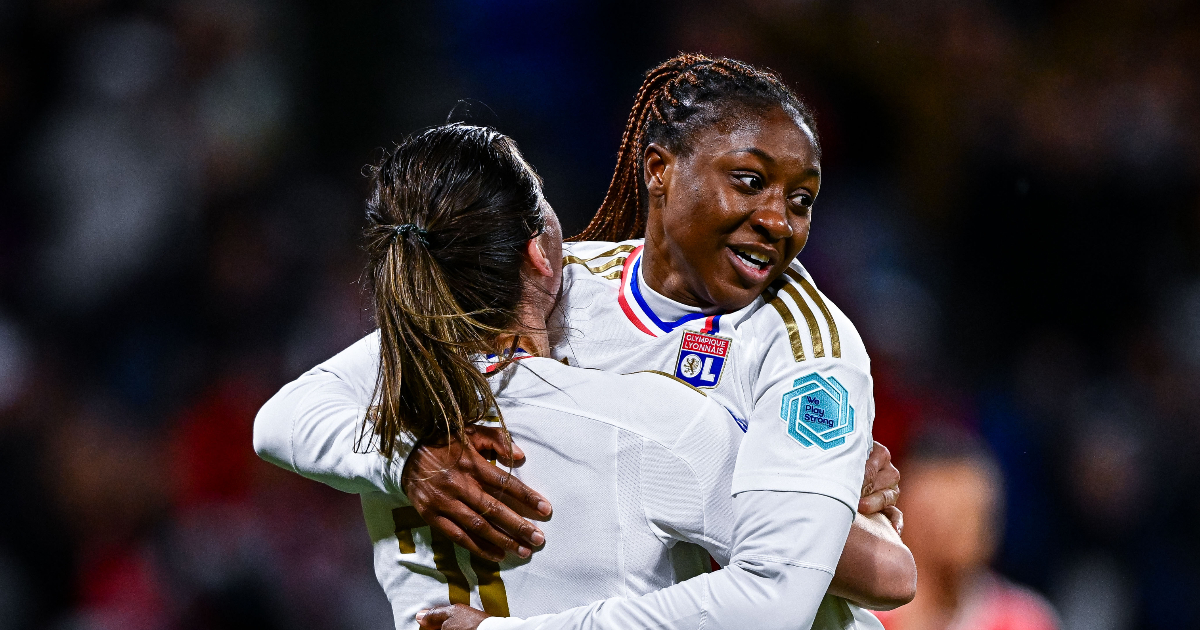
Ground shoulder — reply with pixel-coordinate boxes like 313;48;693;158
745;261;870;375
562;239;643;281
504;358;736;445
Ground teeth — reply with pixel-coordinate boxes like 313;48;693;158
734;248;769;268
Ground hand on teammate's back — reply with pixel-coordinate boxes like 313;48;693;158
401;426;553;562
860;441;903;532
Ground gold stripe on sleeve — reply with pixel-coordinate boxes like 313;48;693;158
430;533;472;605
563;253;630;276
589;244;637;260
588;257;625;274
787;269;842;358
601;270;622;280
392;506;425;554
470;556;511;617
781;282;824;358
766;285;806;362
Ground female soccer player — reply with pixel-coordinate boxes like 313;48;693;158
403;54;915;617
255;123;881;630
259;54;916;628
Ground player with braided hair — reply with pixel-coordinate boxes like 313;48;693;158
258;54;914;630
577;53;819;245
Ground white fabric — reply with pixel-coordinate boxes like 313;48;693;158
254;238;881;630
552;241;874;512
253;333;406;495
256;342;744;630
478;491;855;630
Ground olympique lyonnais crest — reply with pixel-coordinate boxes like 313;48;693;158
780;372;855;450
674;331;731;388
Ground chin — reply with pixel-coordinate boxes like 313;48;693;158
710;286;763;313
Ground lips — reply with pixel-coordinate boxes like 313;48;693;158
731;246;770;269
725;244;777;284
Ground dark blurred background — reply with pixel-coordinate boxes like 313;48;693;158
0;1;1197;629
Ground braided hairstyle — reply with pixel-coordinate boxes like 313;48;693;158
574;53;819;242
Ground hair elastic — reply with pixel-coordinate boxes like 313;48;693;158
393;223;429;245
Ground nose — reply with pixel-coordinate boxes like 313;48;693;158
749;198;793;241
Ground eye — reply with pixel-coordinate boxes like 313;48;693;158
790;193;814;209
733;172;764;191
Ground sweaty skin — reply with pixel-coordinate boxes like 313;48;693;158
641;106;820;313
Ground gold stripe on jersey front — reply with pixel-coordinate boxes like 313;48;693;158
786;269;841;358
470;556;511;616
766;282;805;362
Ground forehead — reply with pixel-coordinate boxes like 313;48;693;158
694;105;820;168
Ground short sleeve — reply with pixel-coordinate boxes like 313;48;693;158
730;326;873;510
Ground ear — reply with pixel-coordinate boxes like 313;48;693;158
524;233;554;278
643;143;674;201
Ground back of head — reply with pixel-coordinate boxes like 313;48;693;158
575;53;820;242
363;123;544;457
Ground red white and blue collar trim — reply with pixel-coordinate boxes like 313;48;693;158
480;348;533;374
617;245;722;338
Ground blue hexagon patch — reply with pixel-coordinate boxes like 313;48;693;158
779;373;855;450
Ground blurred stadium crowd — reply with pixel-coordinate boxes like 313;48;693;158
0;1;1197;629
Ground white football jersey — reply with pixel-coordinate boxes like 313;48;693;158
255;239;883;630
257;333;744;630
550;240;879;628
553;240;874;511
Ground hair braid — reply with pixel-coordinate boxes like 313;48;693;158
572;53;818;243
577;62;686;241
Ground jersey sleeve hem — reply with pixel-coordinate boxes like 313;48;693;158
730;475;859;513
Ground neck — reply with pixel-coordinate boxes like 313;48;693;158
494;300;549;357
642;224;713;311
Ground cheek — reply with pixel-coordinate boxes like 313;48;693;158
789;218;812;254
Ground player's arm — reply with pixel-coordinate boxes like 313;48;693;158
419;490;853;630
253;333;403;494
828;440;916;609
830;510;915;610
729;321;916;607
252;332;549;560
418;392;852;630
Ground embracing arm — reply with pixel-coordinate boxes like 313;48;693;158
423;491;853;630
252;333;549;560
832;511;916;610
830;442;917;610
253;335;402;494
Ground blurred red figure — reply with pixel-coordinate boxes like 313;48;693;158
875;431;1058;630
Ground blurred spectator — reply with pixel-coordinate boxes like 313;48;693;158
875;429;1058;630
1;0;1198;627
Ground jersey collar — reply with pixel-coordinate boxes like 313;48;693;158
476;348;534;374
617;245;723;337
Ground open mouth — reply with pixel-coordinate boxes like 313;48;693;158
730;246;771;271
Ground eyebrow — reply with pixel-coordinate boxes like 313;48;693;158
725;147;822;178
726;147;775;163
